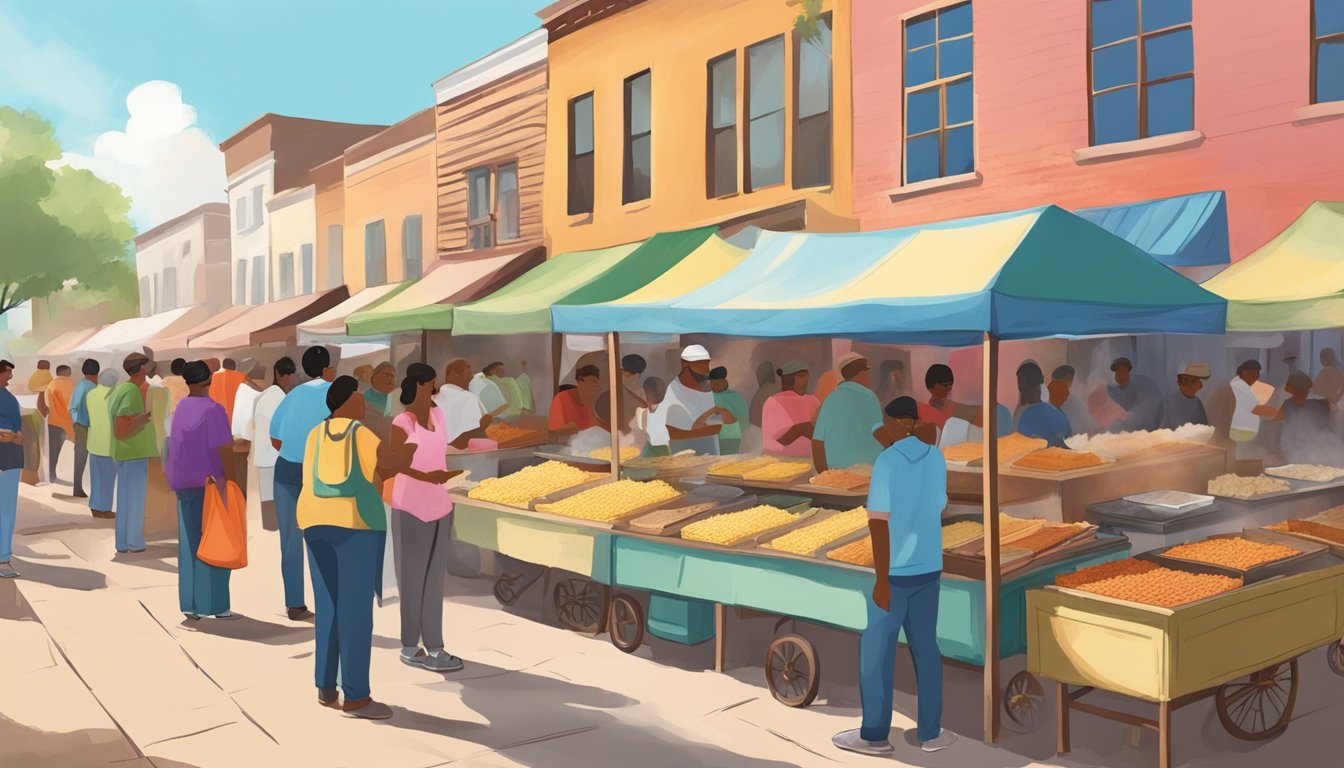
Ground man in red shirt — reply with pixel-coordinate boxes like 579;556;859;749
548;365;608;439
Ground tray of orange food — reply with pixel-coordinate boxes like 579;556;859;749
805;467;872;493
1266;506;1344;556
1144;529;1327;582
1053;557;1243;609
1010;446;1108;475
943;433;1049;467
485;421;548;449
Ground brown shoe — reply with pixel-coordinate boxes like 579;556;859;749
341;698;392;720
318;688;340;709
287;607;315;621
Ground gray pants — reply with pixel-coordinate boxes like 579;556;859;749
392;509;452;652
48;424;66;484
73;424;89;496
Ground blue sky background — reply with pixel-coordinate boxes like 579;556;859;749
0;0;550;152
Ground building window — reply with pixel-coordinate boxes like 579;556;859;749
181;242;191;258
468;167;494;249
327;225;344;289
140;276;151;313
794;13;833;189
402;216;423;281
234;198;248;233
152;274;159;314
1313;0;1344;104
496;163;520;241
746;36;786;191
250;255;265;304
235;260;247;304
903;1;974;184
250;186;264;228
364;220;387;287
1088;0;1194;146
278;252;295;299
300;243;314;294
162;267;178;312
568;93;595;215
623;70;652;204
706;52;738;198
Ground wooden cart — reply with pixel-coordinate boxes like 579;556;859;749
1026;561;1344;768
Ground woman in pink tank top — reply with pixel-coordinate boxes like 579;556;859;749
381;363;465;674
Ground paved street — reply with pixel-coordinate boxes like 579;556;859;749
3;473;1341;768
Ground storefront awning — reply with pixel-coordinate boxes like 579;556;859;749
453;227;717;336
149;305;252;359
1201;201;1344;331
75;306;208;359
36;327;100;359
552;206;1225;347
344;246;544;336
295;282;411;340
188;288;349;350
1076;190;1229;267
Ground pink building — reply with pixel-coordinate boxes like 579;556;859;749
851;0;1344;262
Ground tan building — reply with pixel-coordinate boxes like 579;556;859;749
267;181;317;299
312;157;346;291
133;202;232;315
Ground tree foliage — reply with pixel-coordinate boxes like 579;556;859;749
0;107;138;317
789;0;826;45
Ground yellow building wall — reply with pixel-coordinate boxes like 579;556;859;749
341;139;437;291
542;0;853;254
268;191;316;297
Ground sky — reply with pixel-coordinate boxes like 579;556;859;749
0;0;549;228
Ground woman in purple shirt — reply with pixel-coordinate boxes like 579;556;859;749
166;361;238;620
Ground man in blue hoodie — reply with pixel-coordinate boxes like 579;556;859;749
834;396;956;756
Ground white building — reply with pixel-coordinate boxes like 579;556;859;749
133;202;232;315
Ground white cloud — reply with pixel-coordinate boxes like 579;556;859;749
58;81;226;229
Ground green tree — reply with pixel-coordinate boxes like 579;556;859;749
789;0;826;45
0;106;138;319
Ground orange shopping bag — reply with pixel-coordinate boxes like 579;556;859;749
199;478;248;569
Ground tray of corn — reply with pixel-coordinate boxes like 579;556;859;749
680;504;812;548
466;461;605;507
940;519;984;550
588;446;641;463
760;507;870;557
741;461;813;485
1144;529;1326;581
707;456;779;478
533;479;684;524
1053;557;1243;609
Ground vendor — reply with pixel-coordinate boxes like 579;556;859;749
1277;372;1341;464
648;345;733;455
594;354;648;434
434;359;492;448
1013;361;1044;428
1017;378;1072;447
917;364;983;432
470;363;512;420
761;360;819;457
1163;362;1210;428
813;353;884;471
548;364;608;441
1106;357;1164;432
1229;360;1278;443
1315;348;1344;405
1051;366;1096;435
709;367;748;455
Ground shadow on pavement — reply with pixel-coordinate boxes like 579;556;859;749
3;559;107;592
179;614;311;646
0;714;145;768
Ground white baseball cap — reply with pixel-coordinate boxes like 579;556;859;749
681;344;711;362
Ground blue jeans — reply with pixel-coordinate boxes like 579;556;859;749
274;458;307;609
114;459;148;552
176;488;231;616
305;525;381;701
89;455;116;512
859;571;943;743
0;468;19;562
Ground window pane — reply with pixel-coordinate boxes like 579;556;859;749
748;38;784;118
403;216;423;280
234;199;246;232
301;244;314;294
938;36;973;79
1318;41;1344;103
162;267;177;311
626;134;652;202
1093;39;1138;91
1145;76;1194;136
365;220;387;286
905;133;941;183
234;262;246;305
279;253;294;299
327;225;343;289
1142;0;1191;32
794;113;831;188
1091;0;1137;47
140;277;150;311
1319;0;1344;37
497;164;520;240
710;55;736;128
906;86;941;136
946;77;974;125
938;2;973;39
905;45;936;87
906;14;935;50
628;71;651;136
1144;28;1193;81
945;126;974;176
571;154;594;215
710;127;737;197
250;187;263;226
251;255;265;304
748;112;785;189
798;20;832;120
468;168;490;221
1092;86;1139;144
571;95;593;155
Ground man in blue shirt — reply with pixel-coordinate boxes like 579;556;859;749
834;397;956;756
268;346;335;621
0;359;25;579
812;353;884;470
1017;378;1074;448
1107;357;1164;432
68;359;100;501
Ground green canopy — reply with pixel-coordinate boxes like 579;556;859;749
451;227;716;335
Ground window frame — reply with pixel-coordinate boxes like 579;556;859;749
744;34;787;193
1312;0;1344;104
235;260;247;305
705;50;740;199
495;162;521;243
901;2;976;185
364;220;388;287
402;215;423;281
1086;0;1195;146
467;166;494;250
793;11;834;189
278;251;295;299
250;254;266;305
623;69;653;204
300;243;314;295
326;225;344;290
567;92;596;216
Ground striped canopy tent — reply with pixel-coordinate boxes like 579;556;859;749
1076;190;1229;268
1201;201;1344;331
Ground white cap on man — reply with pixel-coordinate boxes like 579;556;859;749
681;344;711;362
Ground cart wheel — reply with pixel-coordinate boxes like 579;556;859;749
553;578;607;635
1215;658;1298;741
1004;671;1047;731
608;593;645;653
493;574;521;606
1327;638;1344;678
765;634;820;708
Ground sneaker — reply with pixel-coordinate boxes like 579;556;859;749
423;651;465;673
127;548;146;554
400;648;433;670
920;729;958;753
0;563;19;579
184;613;201;620
832;729;894;756
318;688;340;709
206;611;241;620
287;607;315;621
341;698;392;720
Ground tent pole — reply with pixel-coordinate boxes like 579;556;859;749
420;330;428;365
982;332;1002;744
551;333;563;396
607;332;622;479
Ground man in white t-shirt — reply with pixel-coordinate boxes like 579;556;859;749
435;359;492;448
647;345;735;455
1229;359;1277;442
245;358;295;531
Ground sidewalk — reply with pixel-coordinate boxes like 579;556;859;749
2;478;1340;768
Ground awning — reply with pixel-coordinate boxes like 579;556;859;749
36;327;100;358
453;227;716;336
188;288;349;350
76;306;208;359
552;206;1226;347
1202;201;1344;331
297;282;411;339
344;246;544;336
149;304;252;359
1075;190;1228;267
